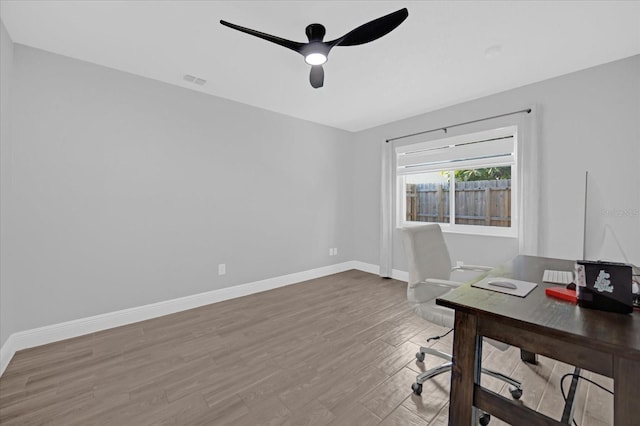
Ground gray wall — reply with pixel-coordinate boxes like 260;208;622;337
1;44;354;347
1;21;15;348
353;55;640;273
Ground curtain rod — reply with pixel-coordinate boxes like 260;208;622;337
385;108;532;143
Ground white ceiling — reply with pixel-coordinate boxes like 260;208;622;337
2;1;639;132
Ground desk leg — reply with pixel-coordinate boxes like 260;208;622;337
520;349;538;365
613;356;639;426
560;367;581;425
448;311;481;426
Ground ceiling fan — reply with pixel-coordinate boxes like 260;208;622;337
220;8;409;89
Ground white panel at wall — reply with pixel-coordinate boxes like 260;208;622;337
2;45;354;345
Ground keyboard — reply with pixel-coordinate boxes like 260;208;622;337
543;269;574;285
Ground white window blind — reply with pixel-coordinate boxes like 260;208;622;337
396;127;516;175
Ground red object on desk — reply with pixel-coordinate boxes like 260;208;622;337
545;287;577;303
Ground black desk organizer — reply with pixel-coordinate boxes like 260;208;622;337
576;260;633;314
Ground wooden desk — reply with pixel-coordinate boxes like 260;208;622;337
436;255;640;426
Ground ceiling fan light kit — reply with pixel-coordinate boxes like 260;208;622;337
220;8;408;88
304;53;327;66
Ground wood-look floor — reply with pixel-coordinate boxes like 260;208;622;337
0;270;613;425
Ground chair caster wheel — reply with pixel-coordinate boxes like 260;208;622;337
411;382;422;396
415;351;425;362
509;385;523;400
479;412;491;425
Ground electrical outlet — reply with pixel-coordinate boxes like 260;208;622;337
334;248;338;256
218;264;226;275
329;248;333;256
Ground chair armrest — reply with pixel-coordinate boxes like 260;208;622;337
452;264;493;272
423;278;464;288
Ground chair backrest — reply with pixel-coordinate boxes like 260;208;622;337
401;224;452;286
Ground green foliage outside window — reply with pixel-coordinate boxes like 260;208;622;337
441;166;511;182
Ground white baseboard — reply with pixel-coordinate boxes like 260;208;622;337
0;335;18;377
351;261;408;282
391;269;409;282
1;261;405;376
350;261;378;275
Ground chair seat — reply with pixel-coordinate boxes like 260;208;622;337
408;285;509;351
407;279;456;328
409;297;455;329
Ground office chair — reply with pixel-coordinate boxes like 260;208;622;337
401;224;523;407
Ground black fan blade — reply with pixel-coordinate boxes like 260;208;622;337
220;20;304;53
328;8;408;47
309;65;324;88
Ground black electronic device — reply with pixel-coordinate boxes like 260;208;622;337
575;260;633;314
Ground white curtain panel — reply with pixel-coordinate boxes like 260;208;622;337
379;140;394;277
518;106;541;255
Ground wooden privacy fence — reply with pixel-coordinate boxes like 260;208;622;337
406;179;511;227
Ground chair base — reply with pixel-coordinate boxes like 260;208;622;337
412;346;523;400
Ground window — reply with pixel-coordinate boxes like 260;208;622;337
396;126;518;237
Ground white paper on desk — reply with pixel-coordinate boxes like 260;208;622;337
471;277;537;297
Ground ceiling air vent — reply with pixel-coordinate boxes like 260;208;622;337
183;74;207;86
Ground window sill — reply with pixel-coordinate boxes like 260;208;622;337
397;222;518;239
